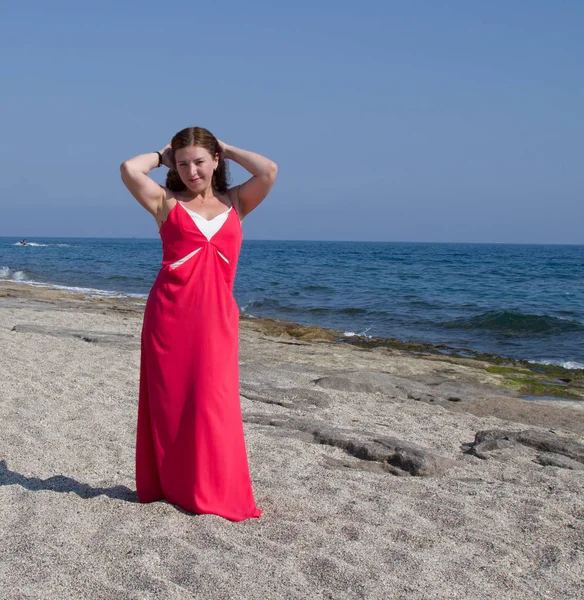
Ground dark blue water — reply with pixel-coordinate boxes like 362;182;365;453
1;237;583;367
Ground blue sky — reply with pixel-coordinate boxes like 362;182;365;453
1;0;582;243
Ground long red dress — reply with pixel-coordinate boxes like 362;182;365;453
136;200;262;521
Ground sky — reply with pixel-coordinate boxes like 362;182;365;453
0;0;582;243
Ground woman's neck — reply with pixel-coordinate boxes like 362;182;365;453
180;187;216;203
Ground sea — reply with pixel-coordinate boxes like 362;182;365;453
1;237;583;368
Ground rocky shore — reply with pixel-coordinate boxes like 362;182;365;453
0;281;582;599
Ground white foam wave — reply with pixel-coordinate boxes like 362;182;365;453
47;282;147;299
0;270;146;300
343;327;373;338
0;266;29;281
528;358;584;370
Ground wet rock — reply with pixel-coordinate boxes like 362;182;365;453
246;317;338;341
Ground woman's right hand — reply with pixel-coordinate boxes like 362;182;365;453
159;144;175;169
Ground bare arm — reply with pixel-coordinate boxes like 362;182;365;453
220;142;278;219
119;145;173;216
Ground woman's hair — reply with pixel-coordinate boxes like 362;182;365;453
165;127;231;193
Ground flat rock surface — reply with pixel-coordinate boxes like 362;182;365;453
0;282;583;599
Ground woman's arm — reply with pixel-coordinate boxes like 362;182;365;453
220;141;278;218
120;145;173;215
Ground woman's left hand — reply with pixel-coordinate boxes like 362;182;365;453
217;139;229;159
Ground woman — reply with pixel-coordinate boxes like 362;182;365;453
120;127;277;521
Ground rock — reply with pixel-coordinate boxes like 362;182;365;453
11;324;138;348
468;429;584;464
241;384;331;410
536;453;584;471
247;317;338;341
514;430;584;463
373;435;453;476
312;372;401;397
284;387;332;408
244;414;453;476
407;392;438;404
471;439;517;460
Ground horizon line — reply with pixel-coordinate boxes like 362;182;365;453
0;235;582;246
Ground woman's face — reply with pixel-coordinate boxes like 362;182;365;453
174;145;218;193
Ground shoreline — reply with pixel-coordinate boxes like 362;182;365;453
2;279;583;403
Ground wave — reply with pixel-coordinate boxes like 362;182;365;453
44;283;147;299
0;268;146;300
527;359;584;370
0;266;29;281
441;310;584;334
342;327;373;338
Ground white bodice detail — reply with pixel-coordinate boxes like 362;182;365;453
181;203;232;242
169;204;232;270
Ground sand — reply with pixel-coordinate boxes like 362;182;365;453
0;281;582;599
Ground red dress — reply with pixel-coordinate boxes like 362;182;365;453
136;200;262;521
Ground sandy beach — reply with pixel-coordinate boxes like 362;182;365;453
0;281;582;599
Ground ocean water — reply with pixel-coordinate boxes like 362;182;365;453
1;237;583;367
